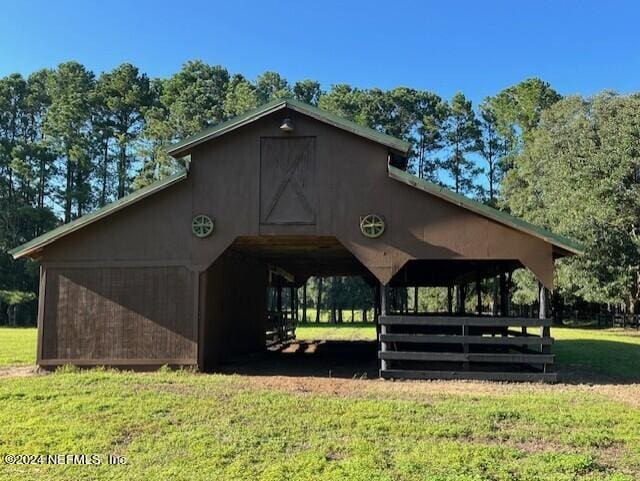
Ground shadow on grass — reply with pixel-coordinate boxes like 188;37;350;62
218;340;379;379
554;338;640;384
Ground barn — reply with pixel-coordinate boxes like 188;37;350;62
10;99;582;381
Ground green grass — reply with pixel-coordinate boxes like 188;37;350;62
553;328;640;381
1;325;640;479
0;327;36;366
1;369;640;480
296;322;377;341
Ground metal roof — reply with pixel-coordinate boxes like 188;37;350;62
167;98;412;157
388;165;584;256
10;170;188;259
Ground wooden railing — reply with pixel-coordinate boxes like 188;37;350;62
378;315;555;382
265;312;296;347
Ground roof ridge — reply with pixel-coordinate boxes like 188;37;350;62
167;98;411;157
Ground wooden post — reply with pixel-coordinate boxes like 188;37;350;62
499;272;508;317
539;282;551;362
476;275;482;315
457;284;467;314
507;270;513;316
380;284;388;373
414;286;419;313
538;282;547;319
276;282;282;314
462;322;470;370
276;280;283;341
447;285;453;314
492;276;499;315
315;277;322;323
302;282;307;323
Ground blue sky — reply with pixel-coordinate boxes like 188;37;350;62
1;1;639;104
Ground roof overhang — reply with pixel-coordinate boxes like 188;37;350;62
388;164;584;257
10;170;188;260
167;98;412;158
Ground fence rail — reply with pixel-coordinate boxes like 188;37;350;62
379;315;555;382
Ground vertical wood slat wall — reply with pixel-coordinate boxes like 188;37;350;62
41;266;197;365
378;316;556;382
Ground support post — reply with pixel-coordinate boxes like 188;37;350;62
457;284;467;314
476;274;482;315
538;282;547;319
447;285;453;314
499;272;508;317
380;284;388;374
289;286;295;321
539;283;552;361
302;282;307;322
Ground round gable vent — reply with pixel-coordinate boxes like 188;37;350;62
192;214;214;238
359;214;385;239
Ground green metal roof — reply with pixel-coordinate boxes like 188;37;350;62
167;98;412;157
388;165;584;256
10;170;188;259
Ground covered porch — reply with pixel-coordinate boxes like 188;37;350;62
202;236;555;382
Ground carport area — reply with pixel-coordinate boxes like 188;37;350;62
197;235;379;373
198;235;556;381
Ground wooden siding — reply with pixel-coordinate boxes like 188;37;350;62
39;108;558;287
41;266;197;363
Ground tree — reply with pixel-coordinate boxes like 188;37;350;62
255;71;291;103
414;91;448;181
478;99;509;204
0;73;28;202
44;62;94;221
293;79;322;105
96;63;152;198
160;61;230;139
503;93;640;311
224;74;258;117
24;70;55;209
490;78;561;154
318;84;367;123
441;92;481;195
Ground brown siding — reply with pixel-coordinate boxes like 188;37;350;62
39;108;556;286
41;266;197;364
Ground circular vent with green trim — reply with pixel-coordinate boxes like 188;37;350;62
359;214;385;239
192;214;214;238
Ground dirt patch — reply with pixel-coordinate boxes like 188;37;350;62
232;373;640;408
0;365;40;378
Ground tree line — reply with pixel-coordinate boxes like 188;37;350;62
1;59;637;324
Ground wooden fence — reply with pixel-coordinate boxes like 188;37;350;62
379;315;556;382
265;311;296;347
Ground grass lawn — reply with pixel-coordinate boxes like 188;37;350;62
0;325;639;480
0;327;36;366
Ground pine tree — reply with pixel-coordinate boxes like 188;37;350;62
441;92;481;195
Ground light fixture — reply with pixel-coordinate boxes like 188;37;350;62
279;117;294;132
